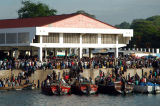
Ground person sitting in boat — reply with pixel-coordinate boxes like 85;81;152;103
141;77;146;83
135;73;140;81
79;78;84;83
99;70;103;78
127;73;131;81
0;82;2;87
64;74;69;83
89;77;93;84
52;70;57;80
46;79;50;85
121;77;126;92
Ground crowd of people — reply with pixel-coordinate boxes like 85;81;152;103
0;72;29;87
0;55;159;71
0;54;160;90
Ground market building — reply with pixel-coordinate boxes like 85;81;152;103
0;13;133;61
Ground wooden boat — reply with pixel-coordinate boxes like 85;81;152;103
98;82;118;94
154;85;160;94
22;83;36;90
0;86;12;91
133;82;154;93
0;83;36;91
113;81;134;94
71;80;98;95
41;80;71;95
97;81;134;94
146;79;160;94
133;85;153;93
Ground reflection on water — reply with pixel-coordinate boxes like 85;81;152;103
0;90;160;106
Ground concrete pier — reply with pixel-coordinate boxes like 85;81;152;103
0;68;153;88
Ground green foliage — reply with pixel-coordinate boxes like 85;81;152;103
116;15;160;48
18;1;57;18
75;10;95;18
130;16;160;48
115;21;130;29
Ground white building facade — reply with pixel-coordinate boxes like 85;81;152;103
0;14;133;61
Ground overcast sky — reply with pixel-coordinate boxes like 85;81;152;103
0;0;160;25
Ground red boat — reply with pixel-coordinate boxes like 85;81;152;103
71;80;98;95
42;80;71;95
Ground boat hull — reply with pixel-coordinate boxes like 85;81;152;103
71;84;98;95
98;81;134;94
0;84;35;91
154;86;160;94
42;84;71;95
133;85;153;93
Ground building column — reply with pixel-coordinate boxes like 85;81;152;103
98;34;101;44
80;47;83;58
38;47;43;62
59;33;63;44
65;49;68;57
115;35;118;58
152;48;154;53
9;50;13;58
156;48;159;54
89;48;92;58
31;47;35;57
148;48;150;53
14;49;19;59
74;48;77;55
53;48;56;57
69;48;71;56
45;49;48;61
115;47;118;58
136;48;139;51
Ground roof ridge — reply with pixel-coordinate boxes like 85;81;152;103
0;13;116;29
0;13;77;21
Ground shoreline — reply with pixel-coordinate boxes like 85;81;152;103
0;68;153;88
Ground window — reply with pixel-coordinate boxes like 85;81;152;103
6;33;17;44
101;34;116;44
63;33;80;43
118;35;126;44
18;32;29;43
43;33;59;43
0;33;5;44
82;34;98;44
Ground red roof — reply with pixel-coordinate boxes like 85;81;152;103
0;13;116;29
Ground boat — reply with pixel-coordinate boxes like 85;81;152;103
146;79;160;94
96;77;134;94
114;81;134;94
154;84;160;94
0;83;36;91
41;79;71;95
133;82;155;93
0;86;12;91
71;79;98;95
98;82;118;94
98;81;134;94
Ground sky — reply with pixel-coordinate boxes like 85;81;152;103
0;0;160;25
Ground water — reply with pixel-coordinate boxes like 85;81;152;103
0;90;160;106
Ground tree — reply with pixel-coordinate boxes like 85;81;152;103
18;1;57;18
75;10;95;18
130;17;160;48
115;21;130;29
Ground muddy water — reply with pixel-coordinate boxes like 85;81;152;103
0;90;159;106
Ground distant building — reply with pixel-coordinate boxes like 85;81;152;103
0;13;133;61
